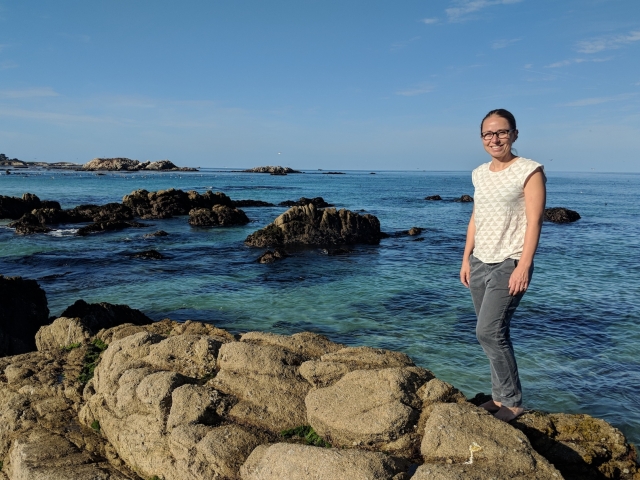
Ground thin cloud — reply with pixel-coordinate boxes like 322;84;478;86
562;93;636;107
0;87;60;98
395;83;434;96
577;30;640;54
545;57;612;68
390;36;421;51
446;0;522;22
59;32;91;43
492;37;521;49
421;18;439;24
0;61;18;70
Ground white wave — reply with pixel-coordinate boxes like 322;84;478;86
47;228;78;237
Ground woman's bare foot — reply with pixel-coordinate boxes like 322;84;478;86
479;400;502;413
494;405;524;422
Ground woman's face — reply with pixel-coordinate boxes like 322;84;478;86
481;115;517;160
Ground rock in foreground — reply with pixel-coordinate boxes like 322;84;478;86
244;203;384;247
0;276;50;356
0;287;638;480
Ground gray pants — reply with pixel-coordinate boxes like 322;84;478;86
469;254;532;408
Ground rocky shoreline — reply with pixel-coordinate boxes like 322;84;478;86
0;274;638;480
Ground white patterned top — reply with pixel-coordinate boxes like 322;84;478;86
471;157;544;264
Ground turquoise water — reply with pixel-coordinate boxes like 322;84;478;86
1;168;639;445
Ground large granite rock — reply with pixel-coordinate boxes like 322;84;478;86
35;300;152;351
306;367;432;456
0;276;50;356
513;411;638;480
420;403;562;479
122;188;233;219
80;331;257;480
244;204;384;247
240;443;409;480
544;207;581;223
212;332;342;433
188;205;250;227
1;314;638;480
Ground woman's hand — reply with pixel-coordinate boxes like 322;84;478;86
460;259;471;288
509;263;531;295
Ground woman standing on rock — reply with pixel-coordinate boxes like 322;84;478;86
459;109;546;422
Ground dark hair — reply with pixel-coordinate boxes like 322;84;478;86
481;109;517;132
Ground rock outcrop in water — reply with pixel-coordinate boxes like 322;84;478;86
544;207;581;223
244;203;385;248
242;166;302;174
81;158;197;172
122;189;235;219
0;193;61;220
188;205;250;227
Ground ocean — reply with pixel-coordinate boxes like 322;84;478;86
1;168;639;445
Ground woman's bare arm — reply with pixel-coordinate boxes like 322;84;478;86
460;207;476;288
508;168;546;295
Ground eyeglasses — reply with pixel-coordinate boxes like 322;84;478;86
481;129;513;141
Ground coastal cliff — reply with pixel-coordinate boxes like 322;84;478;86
0;279;637;480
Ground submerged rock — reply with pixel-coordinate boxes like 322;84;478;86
454;194;474;202
144;230;169;238
257;249;288;263
544;207;581;223
0;275;49;356
407;227;423;236
244;204;384;248
232;199;275;207
131;249;165;260
278;197;332;208
76;220;146;236
424;195;442;201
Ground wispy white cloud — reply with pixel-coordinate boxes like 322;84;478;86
0;44;8;53
562;93;637;107
390;36;421;51
576;30;640;54
0;87;60;98
545;57;612;68
0;60;18;70
524;63;533;69
421;18;439;25
395;82;434;96
59;32;91;43
492;37;521;49
446;0;522;22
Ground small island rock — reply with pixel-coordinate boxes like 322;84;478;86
544;207;581;223
188;205;250;227
244;204;384;248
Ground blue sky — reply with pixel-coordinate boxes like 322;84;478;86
1;0;639;171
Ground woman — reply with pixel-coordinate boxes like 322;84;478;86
460;109;546;422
